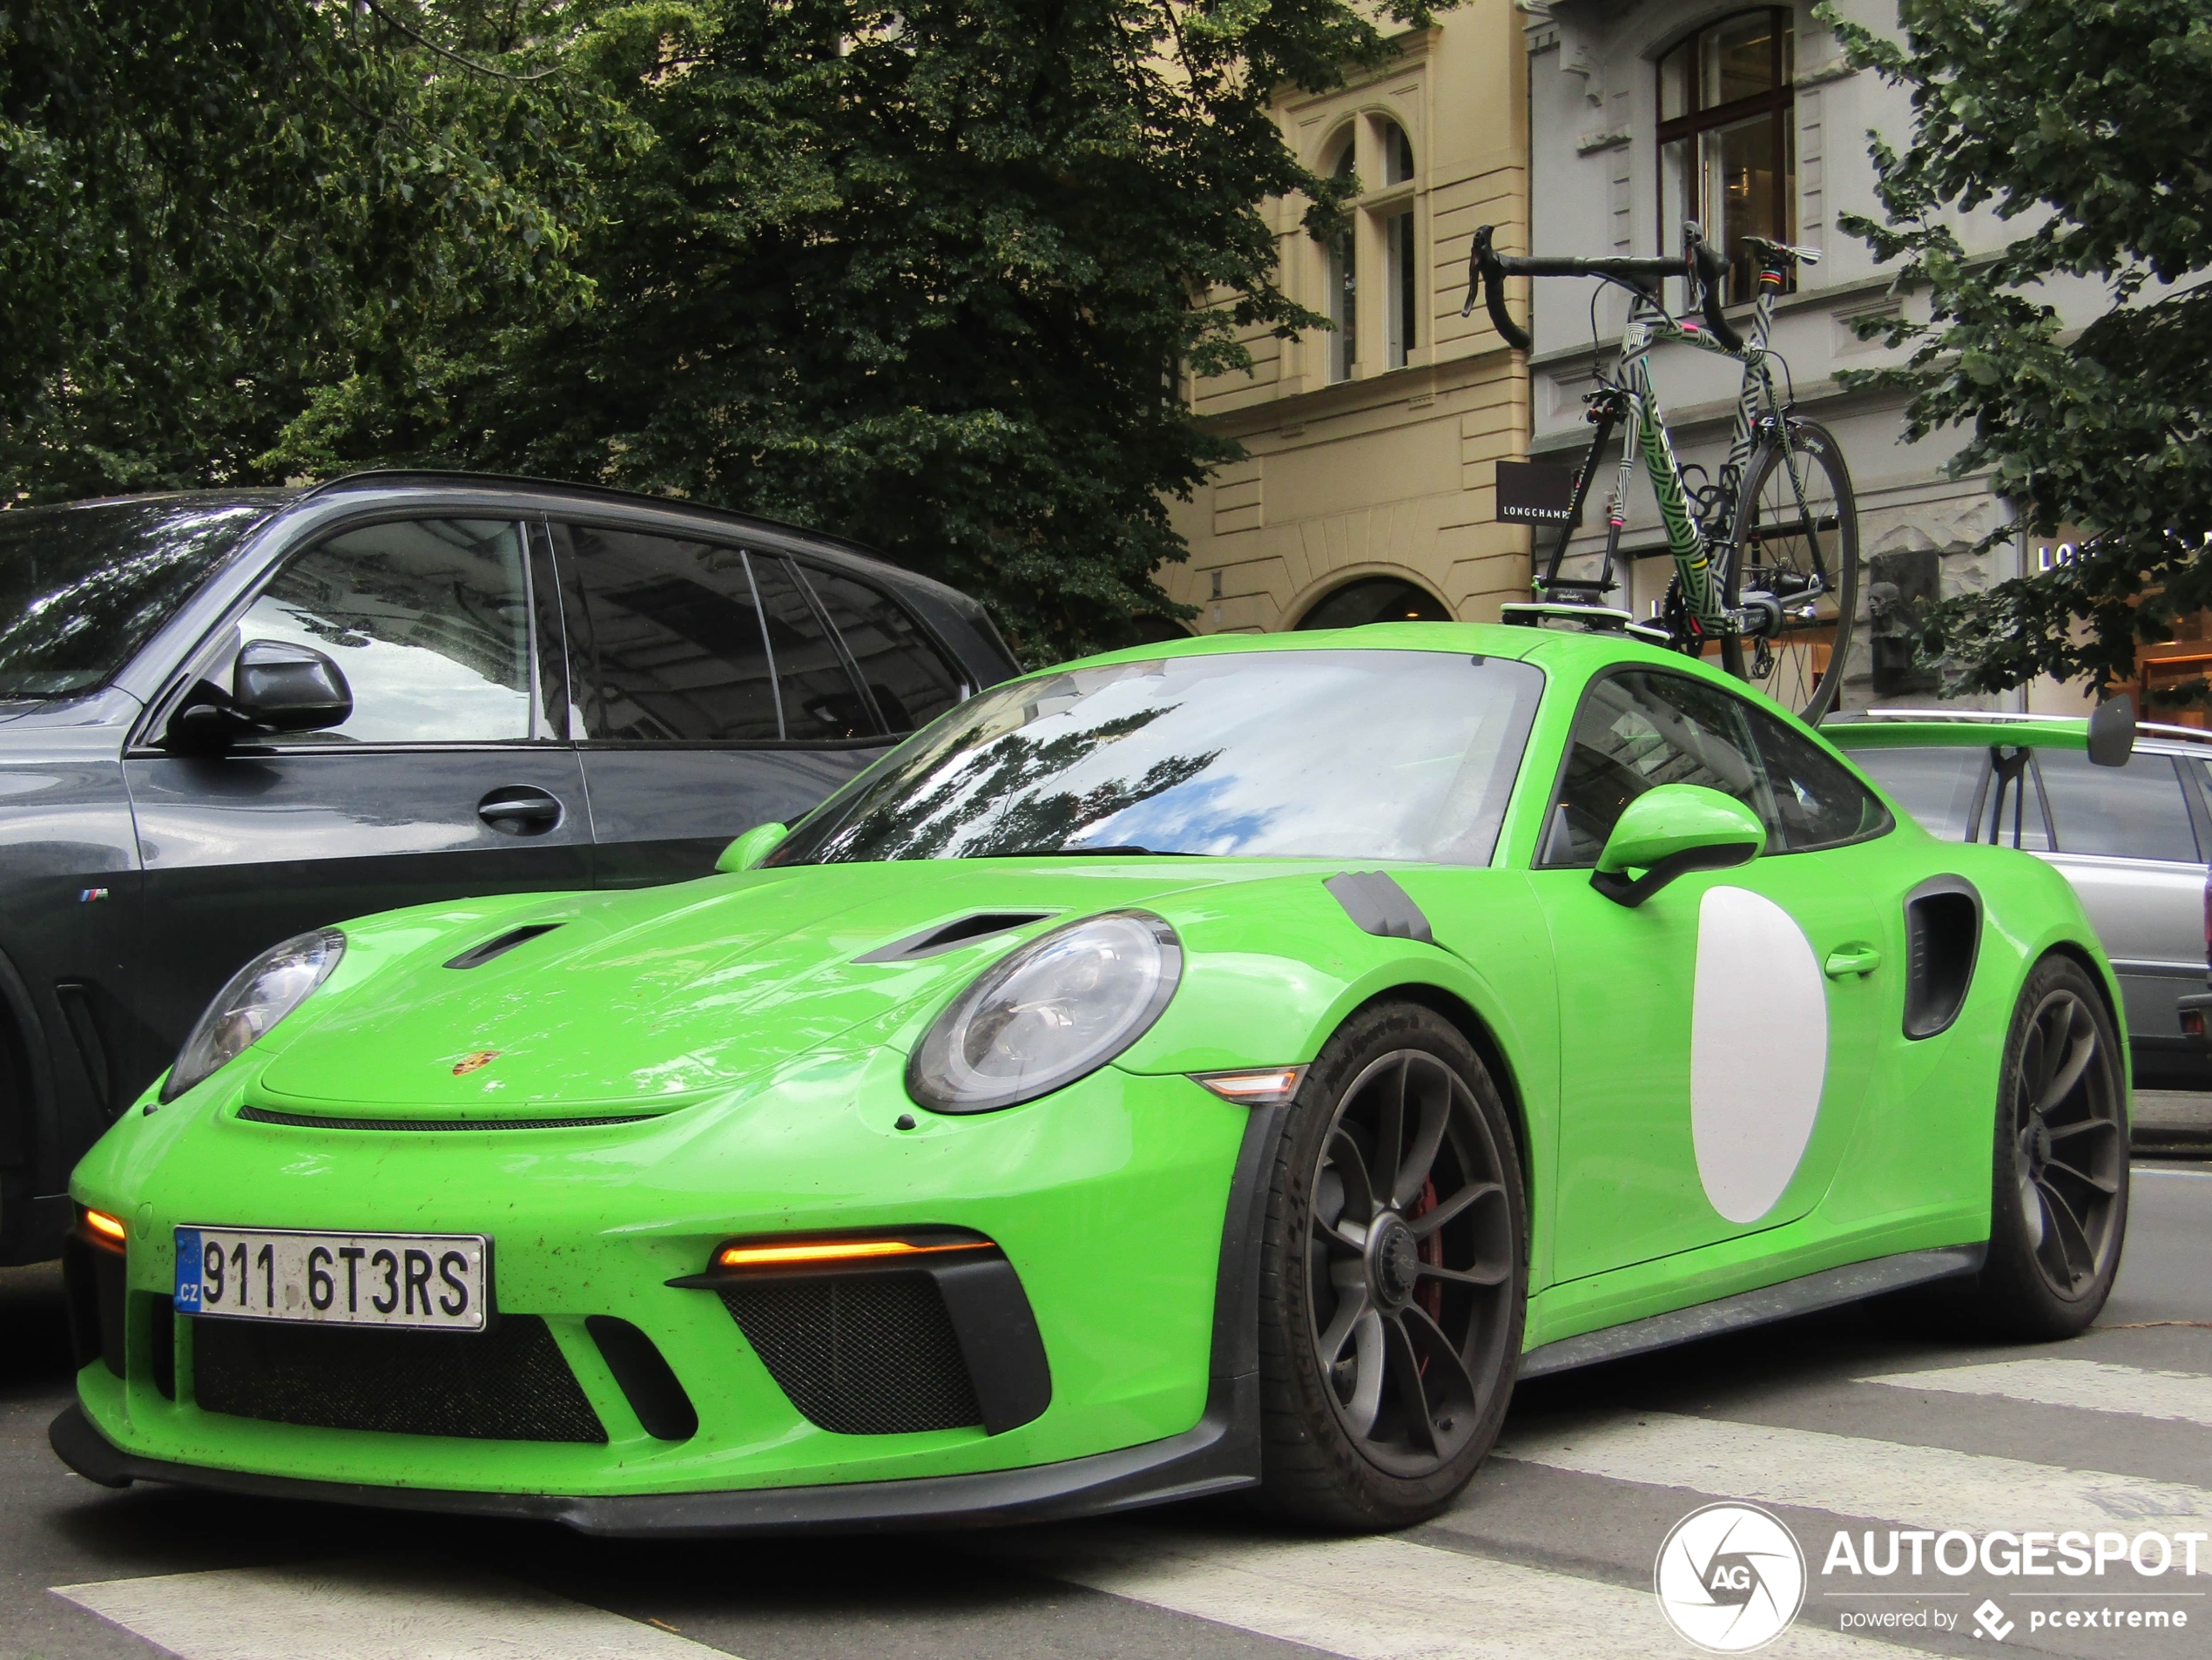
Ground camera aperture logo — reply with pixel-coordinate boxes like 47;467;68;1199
1656;1502;1808;1653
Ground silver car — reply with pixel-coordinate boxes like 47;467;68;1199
1828;708;2210;1088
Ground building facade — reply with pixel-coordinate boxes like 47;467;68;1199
1165;0;2128;720
1159;0;1536;636
1521;0;2054;713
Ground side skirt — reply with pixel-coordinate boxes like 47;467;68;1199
1516;1244;1986;1380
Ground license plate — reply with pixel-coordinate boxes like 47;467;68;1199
173;1226;490;1331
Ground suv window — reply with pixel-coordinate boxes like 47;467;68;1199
1739;704;1892;849
236;518;533;744
1847;746;1986;842
1540;670;1773;866
796;563;967;732
2040;749;2201;862
748;556;877;741
559;525;781;742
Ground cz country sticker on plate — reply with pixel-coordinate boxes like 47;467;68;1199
172;1227;490;1331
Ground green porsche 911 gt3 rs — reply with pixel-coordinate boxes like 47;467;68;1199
53;623;2131;1533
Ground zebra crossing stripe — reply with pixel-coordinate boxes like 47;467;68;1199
1861;1358;2212;1430
51;1558;724;1660
1493;1410;2212;1535
986;1522;1889;1657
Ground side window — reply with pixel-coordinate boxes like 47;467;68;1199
747;557;879;741
559;525;779;742
2040;750;2200;862
1844;746;1985;842
1539;670;1773;867
1739;706;1892;849
798;563;968;732
236;519;532;744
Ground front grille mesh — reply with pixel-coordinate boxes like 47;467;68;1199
720;1273;981;1434
192;1314;605;1442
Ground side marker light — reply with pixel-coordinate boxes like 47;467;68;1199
1190;1067;1307;1105
713;1238;988;1271
80;1207;128;1250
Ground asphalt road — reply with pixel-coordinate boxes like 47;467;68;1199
6;1161;2209;1660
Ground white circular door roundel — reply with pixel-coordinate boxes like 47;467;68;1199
1689;885;1829;1225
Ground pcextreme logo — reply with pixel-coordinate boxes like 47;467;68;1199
1655;1502;1808;1653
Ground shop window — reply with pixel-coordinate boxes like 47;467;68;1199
1656;8;1796;304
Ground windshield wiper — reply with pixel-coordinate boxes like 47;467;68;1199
963;843;1204;858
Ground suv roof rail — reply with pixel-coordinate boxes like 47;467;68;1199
2136;720;2212;745
296;469;936;585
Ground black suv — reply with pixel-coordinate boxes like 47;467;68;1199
0;472;1018;1264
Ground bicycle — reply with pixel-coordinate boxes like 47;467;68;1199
1464;221;1859;722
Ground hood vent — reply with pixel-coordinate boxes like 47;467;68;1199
444;922;564;970
853;911;1055;965
238;1104;656;1132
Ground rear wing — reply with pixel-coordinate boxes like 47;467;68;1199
1823;698;2136;768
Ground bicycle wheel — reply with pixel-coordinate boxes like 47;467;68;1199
1721;419;1858;722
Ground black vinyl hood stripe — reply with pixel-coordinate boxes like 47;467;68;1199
1324;871;1433;945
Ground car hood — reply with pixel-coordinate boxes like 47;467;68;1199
252;859;1317;1117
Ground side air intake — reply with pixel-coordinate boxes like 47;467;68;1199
1902;875;1981;1040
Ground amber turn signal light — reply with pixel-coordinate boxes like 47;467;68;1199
1190;1066;1305;1105
713;1237;988;1271
79;1207;127;1251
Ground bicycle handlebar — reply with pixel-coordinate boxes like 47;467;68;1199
1462;222;1745;354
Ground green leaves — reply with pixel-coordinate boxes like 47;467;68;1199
1817;0;2212;699
9;1;1440;661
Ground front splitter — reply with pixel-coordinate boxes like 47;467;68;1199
49;1378;1259;1538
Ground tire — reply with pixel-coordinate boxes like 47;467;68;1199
1722;418;1859;723
1971;955;2129;1339
1254;1002;1527;1529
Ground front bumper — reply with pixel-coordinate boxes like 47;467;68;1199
62;1054;1278;1525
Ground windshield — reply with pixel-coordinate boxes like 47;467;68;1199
768;648;1545;866
0;497;278;700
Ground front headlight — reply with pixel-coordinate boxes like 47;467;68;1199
907;911;1182;1113
160;928;345;1103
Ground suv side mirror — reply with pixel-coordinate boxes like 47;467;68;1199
165;640;353;751
232;639;352;732
1591;785;1765;908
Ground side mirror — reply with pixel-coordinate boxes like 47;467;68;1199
2087;692;2135;767
717;821;790;874
165;640;353;751
1591;785;1765;908
233;640;352;732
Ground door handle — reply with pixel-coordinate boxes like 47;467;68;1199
477;787;563;835
1824;944;1882;979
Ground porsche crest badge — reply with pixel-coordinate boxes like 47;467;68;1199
452;1050;501;1076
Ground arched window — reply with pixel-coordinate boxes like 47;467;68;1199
1325;134;1358;382
1656;8;1795;304
1377;120;1417;368
1296;577;1452;631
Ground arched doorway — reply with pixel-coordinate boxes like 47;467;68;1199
1295;577;1452;631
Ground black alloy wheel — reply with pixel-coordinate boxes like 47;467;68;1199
1257;1002;1526;1528
1978;956;2128;1339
